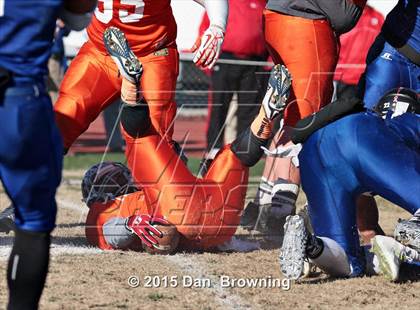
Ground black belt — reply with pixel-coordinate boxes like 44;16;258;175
382;29;420;66
397;43;420;66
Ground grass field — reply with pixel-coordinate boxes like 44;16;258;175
0;154;418;309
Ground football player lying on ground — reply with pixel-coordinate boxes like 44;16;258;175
83;64;292;252
279;87;420;281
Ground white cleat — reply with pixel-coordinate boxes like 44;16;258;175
103;26;142;84
371;235;404;281
262;64;292;120
279;214;308;280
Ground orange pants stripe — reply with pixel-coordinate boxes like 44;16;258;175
54;40;179;148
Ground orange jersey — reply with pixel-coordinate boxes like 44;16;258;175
87;0;177;56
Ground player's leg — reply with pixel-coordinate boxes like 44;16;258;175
54;40;120;150
206;63;236;153
280;128;364;279
356;195;385;244
246;11;338;230
236;65;264;140
0;83;62;309
200;65;292;247
299;128;364;277
354;114;420;213
138;47;179;144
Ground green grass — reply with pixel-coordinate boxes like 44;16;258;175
64;152;265;177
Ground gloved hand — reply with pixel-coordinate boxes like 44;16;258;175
125;215;168;248
191;25;224;69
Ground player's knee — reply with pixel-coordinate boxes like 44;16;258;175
120;104;151;138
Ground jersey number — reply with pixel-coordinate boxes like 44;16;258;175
95;0;145;24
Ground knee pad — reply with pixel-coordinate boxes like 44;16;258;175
121;104;151;138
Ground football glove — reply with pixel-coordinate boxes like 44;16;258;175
125;215;168;248
192;25;224;69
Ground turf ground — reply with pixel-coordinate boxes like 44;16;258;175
0;154;418;309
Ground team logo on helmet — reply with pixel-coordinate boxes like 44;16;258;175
81;162;138;207
374;87;419;120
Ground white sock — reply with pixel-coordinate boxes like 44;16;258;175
255;177;274;205
271;180;299;218
310;237;352;277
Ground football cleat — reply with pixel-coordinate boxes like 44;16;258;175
0;205;15;234
371;235;404;281
262;64;292;120
279;214;308;280
103;26;143;84
394;216;420;251
240;201;260;231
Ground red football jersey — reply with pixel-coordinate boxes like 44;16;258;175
87;0;177;56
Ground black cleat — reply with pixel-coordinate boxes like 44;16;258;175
0;205;15;234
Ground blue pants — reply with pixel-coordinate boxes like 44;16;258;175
299;112;420;275
0;82;63;232
362;35;420;109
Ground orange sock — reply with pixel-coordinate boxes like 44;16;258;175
250;106;273;140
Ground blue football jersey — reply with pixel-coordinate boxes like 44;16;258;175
0;0;63;81
383;0;420;52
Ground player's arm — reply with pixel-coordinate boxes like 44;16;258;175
291;97;365;144
59;0;98;31
191;0;228;69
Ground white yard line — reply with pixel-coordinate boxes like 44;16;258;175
0;244;102;260
165;255;253;310
57;198;88;212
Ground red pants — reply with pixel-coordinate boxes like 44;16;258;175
54;40;179;148
264;10;338;126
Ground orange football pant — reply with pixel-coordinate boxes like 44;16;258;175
123;127;249;249
264;10;338;126
87;128;248;250
54;40;179;149
262;10;339;184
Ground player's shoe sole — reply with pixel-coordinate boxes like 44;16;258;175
103;26;142;84
262;64;292;120
0;205;15;234
279;214;308;280
371;235;401;281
